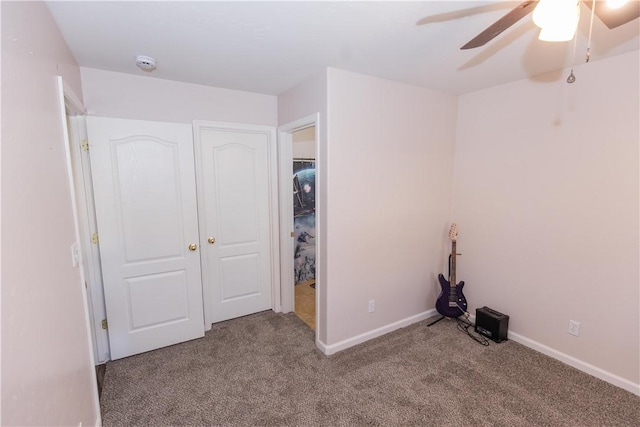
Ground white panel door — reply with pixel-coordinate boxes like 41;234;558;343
87;117;204;360
194;122;275;324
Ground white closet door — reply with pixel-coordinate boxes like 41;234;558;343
194;121;275;324
88;117;204;360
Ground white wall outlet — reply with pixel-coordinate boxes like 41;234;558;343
568;320;581;336
368;299;375;313
70;242;80;267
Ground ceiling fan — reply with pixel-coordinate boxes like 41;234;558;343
461;0;640;50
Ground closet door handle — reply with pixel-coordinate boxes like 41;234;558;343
208;237;216;244
188;243;198;251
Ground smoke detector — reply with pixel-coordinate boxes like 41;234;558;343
135;55;157;72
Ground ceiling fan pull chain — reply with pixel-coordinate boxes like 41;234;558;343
567;2;580;84
586;0;597;63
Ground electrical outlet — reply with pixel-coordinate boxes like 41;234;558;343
368;300;375;313
70;242;80;267
568;320;581;336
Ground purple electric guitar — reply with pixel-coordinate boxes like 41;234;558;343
435;223;468;318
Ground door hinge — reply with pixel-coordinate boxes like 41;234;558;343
101;319;108;330
81;139;89;152
91;233;99;245
290;231;294;237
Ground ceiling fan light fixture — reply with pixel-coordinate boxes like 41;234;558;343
538;18;579;42
532;0;555;28
533;0;580;42
606;0;629;9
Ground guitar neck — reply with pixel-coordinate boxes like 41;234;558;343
450;240;457;286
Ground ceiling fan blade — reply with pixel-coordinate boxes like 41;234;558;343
461;1;537;50
416;2;514;26
582;0;640;29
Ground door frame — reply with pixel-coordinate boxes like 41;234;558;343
56;76;102;422
64;100;110;364
193;121;281;329
277;114;320;340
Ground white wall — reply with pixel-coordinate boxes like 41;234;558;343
278;70;327;127
292;126;316;159
1;2;99;425
325;68;458;345
292;139;316;159
453;51;639;388
81;67;277;125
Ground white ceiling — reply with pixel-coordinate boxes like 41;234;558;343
46;1;640;96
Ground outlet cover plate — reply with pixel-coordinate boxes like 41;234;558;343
568;320;581;336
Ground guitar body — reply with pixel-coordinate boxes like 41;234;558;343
435;273;468;318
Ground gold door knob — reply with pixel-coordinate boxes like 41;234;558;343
188;243;198;251
208;237;216;244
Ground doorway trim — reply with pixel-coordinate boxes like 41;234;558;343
56;76;102;424
62;92;110;364
277;113;321;342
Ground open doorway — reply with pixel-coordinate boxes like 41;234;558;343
292;126;316;329
277;113;321;341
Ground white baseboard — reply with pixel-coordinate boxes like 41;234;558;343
465;313;639;396
507;330;640;396
316;310;639;396
316;309;438;355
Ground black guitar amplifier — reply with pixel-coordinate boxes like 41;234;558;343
475;306;509;343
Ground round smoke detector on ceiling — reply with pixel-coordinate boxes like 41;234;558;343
135;55;157;72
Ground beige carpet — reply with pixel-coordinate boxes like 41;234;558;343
100;311;640;426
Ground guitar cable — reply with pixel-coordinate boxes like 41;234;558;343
447;244;489;346
447;255;489;345
456;313;490;347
